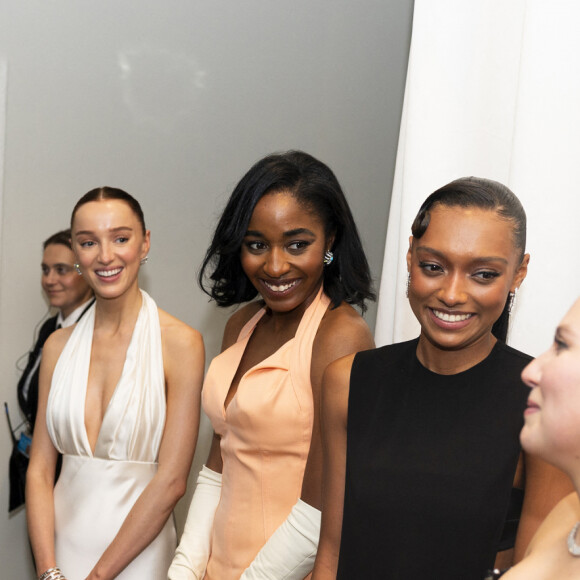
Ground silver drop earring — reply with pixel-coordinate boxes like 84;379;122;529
508;288;517;313
140;256;149;266
323;250;334;265
406;273;410;298
74;263;82;275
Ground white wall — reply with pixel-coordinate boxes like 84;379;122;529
0;1;413;576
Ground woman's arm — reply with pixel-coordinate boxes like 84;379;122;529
86;320;204;580
168;433;222;580
26;332;67;577
301;307;373;508
168;305;246;580
513;452;574;562
311;355;353;579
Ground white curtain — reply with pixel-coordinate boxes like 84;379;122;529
375;0;580;357
0;60;5;263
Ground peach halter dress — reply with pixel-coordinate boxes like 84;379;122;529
202;287;330;579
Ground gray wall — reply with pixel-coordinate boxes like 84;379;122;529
0;1;413;576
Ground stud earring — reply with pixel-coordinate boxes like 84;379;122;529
323;250;334;266
406;273;410;298
140;256;149;266
508;288;518;313
74;263;82;275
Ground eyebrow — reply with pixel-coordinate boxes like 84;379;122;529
245;227;317;238
41;262;72;268
556;324;578;341
74;226;134;236
415;245;509;265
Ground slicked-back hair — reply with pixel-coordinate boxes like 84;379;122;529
199;150;375;312
410;176;527;342
71;186;146;235
43;229;72;250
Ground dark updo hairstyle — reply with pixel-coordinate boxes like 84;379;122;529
43;229;72;250
410;176;527;342
71;186;146;235
199;150;375;312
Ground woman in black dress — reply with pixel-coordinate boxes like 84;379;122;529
312;177;573;580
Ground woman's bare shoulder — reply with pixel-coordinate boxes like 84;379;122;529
39;326;75;380
221;301;264;350
315;302;374;357
157;308;203;353
43;326;74;357
528;492;580;552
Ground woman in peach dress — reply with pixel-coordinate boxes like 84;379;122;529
169;151;375;580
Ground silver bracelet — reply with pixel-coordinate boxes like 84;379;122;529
38;567;66;580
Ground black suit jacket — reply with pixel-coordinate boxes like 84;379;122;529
17;315;58;432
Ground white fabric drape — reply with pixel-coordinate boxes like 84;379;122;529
375;0;580;356
0;61;5;253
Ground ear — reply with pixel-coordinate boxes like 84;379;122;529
142;230;151;259
326;232;336;253
511;253;530;292
406;236;413;272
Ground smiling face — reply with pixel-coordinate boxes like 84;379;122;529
520;298;580;471
71;199;150;301
41;243;93;318
407;204;529;368
241;190;331;316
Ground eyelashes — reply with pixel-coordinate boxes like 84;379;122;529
554;336;568;352
417;261;500;282
244;240;311;253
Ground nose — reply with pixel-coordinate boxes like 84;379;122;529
437;272;468;306
44;269;58;286
98;242;113;264
263;247;289;278
521;355;541;389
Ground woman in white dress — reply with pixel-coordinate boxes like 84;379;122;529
26;187;204;580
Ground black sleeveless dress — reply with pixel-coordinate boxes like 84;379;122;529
337;338;531;580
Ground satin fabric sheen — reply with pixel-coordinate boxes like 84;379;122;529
46;291;176;579
202;287;329;579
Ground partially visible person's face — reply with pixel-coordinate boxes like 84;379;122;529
240;190;331;316
407;204;528;357
41;243;93;318
520;298;580;467
72;199;150;301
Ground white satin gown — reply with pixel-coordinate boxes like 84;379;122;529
46;291;176;579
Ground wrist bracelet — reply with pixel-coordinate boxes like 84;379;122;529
39;567;66;580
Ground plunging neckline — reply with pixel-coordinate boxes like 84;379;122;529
222;306;295;416
82;299;143;457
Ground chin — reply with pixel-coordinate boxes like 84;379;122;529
520;427;547;460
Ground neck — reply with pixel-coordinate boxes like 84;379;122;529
94;284;142;331
416;332;497;375
264;283;321;333
566;469;580;500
